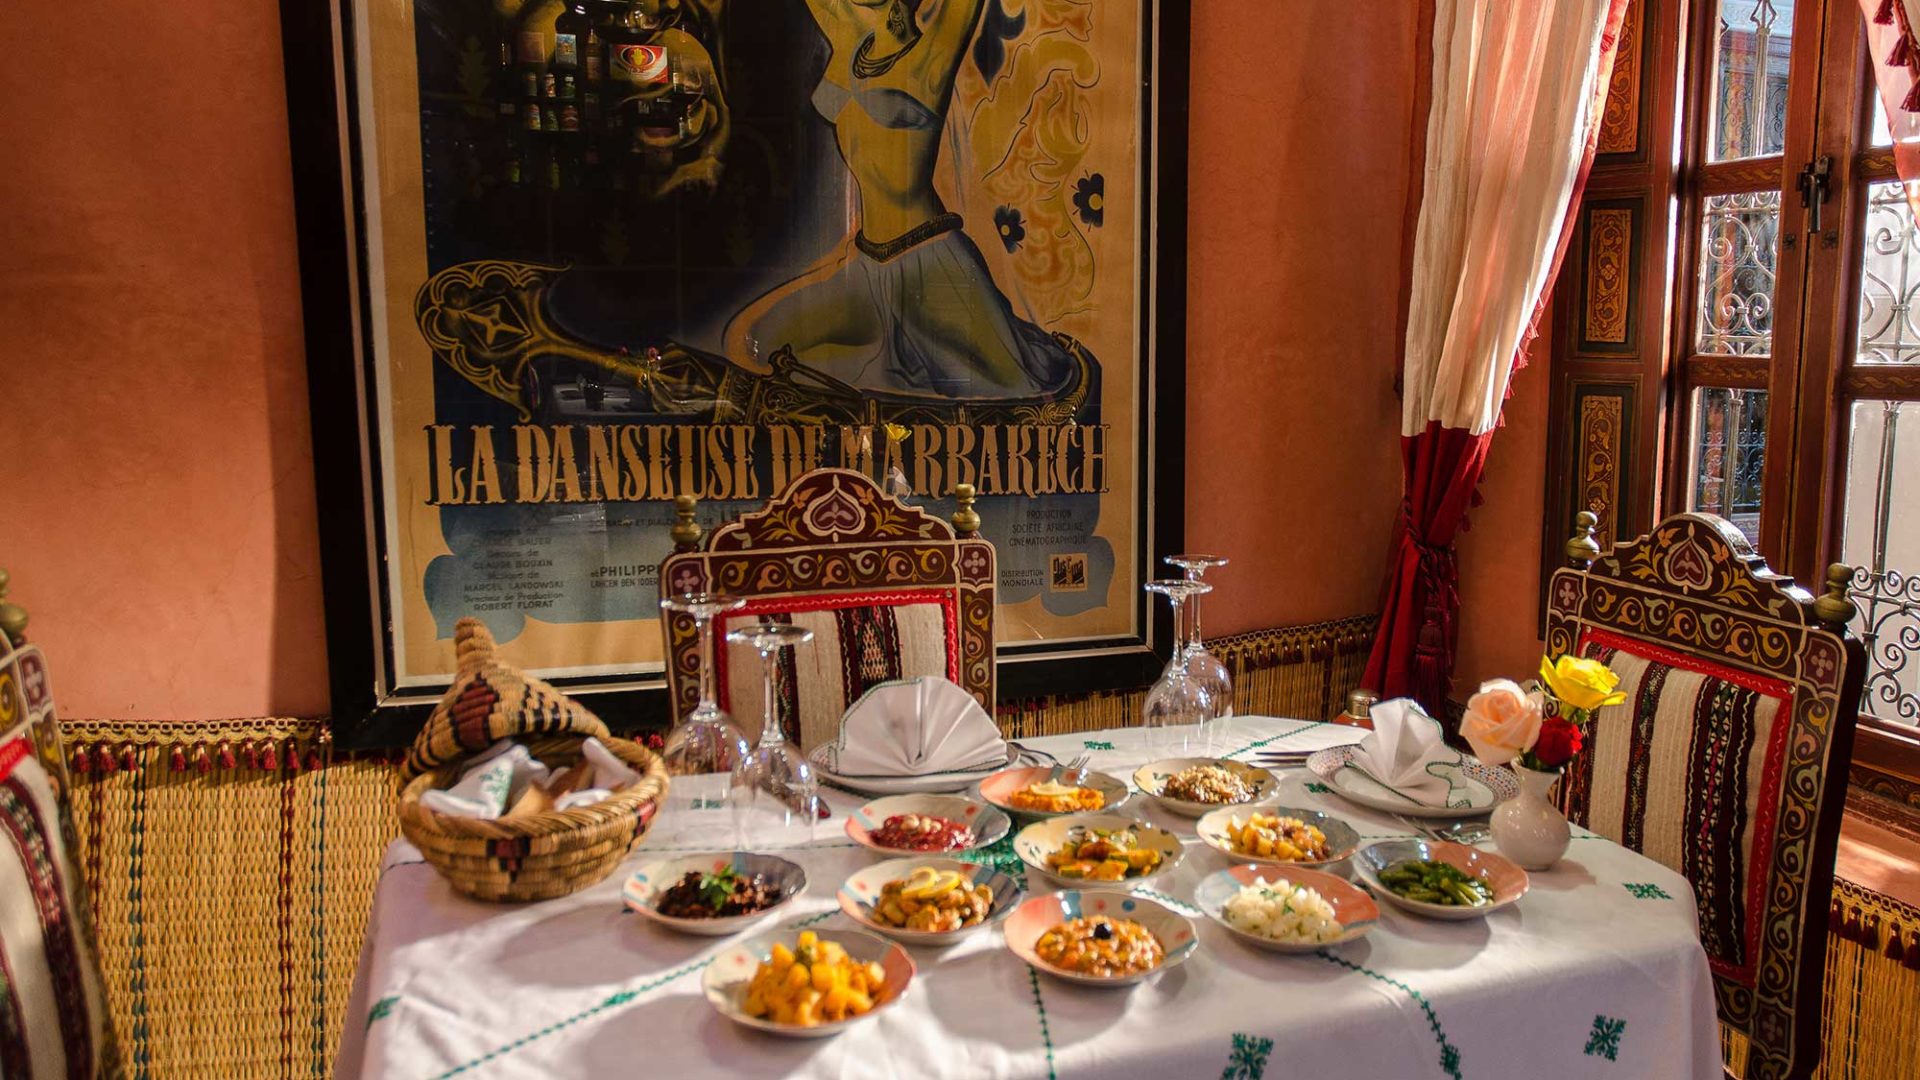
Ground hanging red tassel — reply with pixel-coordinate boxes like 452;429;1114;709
241;740;258;770
306;748;323;772
1879;0;1898;25
286;742;303;774
70;747;91;775
1891;35;1914;66
96;747;117;775
169;745;187;772
216;741;236;770
1904;931;1920;972
1901;78;1920;113
121;746;137;772
1889;928;1908;964
190;744;209;773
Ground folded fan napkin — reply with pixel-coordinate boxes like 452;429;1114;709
1350;698;1471;809
419;740;552;819
822;677;1006;777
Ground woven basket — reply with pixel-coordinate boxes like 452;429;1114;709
397;618;669;902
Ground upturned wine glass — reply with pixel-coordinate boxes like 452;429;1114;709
658;593;750;784
727;621;822;847
1165;554;1234;726
1143;579;1219;757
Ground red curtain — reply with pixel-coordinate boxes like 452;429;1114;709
1363;0;1630;718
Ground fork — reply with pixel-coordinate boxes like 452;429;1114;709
1059;751;1091;787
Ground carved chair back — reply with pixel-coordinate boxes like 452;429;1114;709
659;469;995;753
1546;512;1863;1080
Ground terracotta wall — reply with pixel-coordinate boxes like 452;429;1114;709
0;0;1420;720
1185;2;1416;636
1453;331;1554;693
0;0;331;720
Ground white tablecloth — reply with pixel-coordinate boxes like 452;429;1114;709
337;717;1721;1079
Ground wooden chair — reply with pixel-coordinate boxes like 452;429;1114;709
1546;512;1864;1080
0;571;118;1077
659;469;996;753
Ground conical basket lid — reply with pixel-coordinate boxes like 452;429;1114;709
401;617;610;780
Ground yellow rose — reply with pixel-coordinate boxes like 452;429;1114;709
1460;679;1545;767
1539;655;1627;714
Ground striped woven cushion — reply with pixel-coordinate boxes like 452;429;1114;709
0;650;113;1080
1577;628;1792;987
713;593;958;754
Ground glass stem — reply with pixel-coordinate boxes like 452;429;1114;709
695;612;718;713
1187;591;1203;653
1168;594;1188;663
758;647;784;749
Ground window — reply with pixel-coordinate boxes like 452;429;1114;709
1669;1;1920;738
1547;1;1920;750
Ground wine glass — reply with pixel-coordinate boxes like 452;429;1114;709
658;594;750;817
727;621;822;848
1143;580;1219;757
1166;554;1234;733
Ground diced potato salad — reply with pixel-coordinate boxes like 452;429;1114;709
741;931;888;1027
1220;878;1344;944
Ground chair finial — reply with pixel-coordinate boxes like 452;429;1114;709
951;483;981;538
1566;510;1602;570
1814;563;1857;630
0;569;25;647
671;494;703;552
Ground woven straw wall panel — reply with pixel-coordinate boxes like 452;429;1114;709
60;718;398;1080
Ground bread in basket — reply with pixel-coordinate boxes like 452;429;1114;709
397;618;669;901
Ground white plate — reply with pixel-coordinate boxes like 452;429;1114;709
1305;745;1517;818
702;925;916;1037
622;852;806;936
809;743;1018;796
1011;814;1185;890
1132;757;1280;818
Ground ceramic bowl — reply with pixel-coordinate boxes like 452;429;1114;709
836;857;1024;946
1011;814;1186;890
1192;864;1378;953
701;924;915;1038
1193;805;1362;871
1132;757;1280;817
1353;838;1530;920
1002;889;1200;987
622;852;806;936
975;765;1132;821
843;795;1010;856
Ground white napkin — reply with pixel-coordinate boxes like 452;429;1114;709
419;740;552;819
1349;699;1470;808
823;677;1006;777
553;737;641;810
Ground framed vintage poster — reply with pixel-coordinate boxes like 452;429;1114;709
281;0;1189;746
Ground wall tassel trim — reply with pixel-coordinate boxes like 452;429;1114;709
1808;880;1920;1080
1878;0;1897;24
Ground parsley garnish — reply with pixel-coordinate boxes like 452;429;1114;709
698;866;739;912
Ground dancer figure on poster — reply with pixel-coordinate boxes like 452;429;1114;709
724;0;1079;401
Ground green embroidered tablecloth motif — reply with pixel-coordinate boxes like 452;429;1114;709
1082;740;1115;751
1622;882;1671;900
1584;1015;1626;1061
1220;1032;1274;1079
366;995;400;1031
1305;782;1331;794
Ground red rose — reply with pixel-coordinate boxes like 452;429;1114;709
1529;716;1584;769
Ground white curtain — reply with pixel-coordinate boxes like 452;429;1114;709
1401;0;1621;438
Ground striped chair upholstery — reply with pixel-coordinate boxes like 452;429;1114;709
0;625;117;1077
1547;513;1864;1080
660;469;995;753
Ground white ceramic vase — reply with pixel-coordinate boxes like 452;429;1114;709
1491;765;1571;870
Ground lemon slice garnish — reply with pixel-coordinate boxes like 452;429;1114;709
900;868;964;901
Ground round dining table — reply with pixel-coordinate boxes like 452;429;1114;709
336;716;1721;1079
